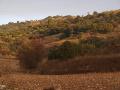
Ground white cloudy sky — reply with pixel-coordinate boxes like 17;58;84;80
0;0;120;24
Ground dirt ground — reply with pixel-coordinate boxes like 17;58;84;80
0;72;120;90
0;56;120;90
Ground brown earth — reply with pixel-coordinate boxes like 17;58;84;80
0;54;120;90
0;73;120;90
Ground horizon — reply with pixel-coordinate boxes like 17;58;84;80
0;0;120;25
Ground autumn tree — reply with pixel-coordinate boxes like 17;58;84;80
17;38;46;70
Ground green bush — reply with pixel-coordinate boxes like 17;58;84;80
48;41;78;60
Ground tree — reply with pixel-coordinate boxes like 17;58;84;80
17;38;46;70
93;11;98;16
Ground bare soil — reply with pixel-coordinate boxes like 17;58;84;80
0;73;120;90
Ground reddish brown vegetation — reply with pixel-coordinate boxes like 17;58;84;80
39;54;120;74
17;38;46;70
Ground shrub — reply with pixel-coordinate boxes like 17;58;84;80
48;41;78;60
80;37;106;48
77;43;96;55
17;38;46;70
48;37;112;60
60;29;72;39
77;36;108;55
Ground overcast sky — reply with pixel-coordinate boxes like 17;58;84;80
0;0;120;24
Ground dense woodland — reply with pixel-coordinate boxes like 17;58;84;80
0;9;120;60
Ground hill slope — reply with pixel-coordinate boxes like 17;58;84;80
0;9;120;56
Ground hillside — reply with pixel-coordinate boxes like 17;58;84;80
0;9;120;90
0;9;120;56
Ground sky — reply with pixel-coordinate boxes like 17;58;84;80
0;0;120;25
